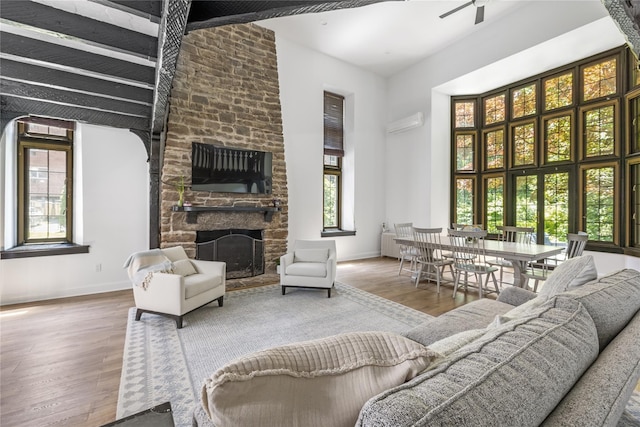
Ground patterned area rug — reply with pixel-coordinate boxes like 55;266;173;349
116;282;432;426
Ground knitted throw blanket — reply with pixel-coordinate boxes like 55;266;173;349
123;249;174;289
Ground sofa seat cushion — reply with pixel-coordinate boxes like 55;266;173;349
201;331;439;427
403;298;514;346
286;262;327;278
557;268;640;350
184;274;222;299
358;297;599;427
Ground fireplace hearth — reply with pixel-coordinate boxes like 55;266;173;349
196;229;264;279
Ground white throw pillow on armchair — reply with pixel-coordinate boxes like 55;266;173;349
172;259;197;277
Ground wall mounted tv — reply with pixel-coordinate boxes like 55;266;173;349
191;142;273;194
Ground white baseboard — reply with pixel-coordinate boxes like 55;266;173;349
1;280;131;306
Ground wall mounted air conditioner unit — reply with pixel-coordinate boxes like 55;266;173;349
386;112;424;134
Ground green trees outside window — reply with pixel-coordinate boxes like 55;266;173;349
451;47;634;251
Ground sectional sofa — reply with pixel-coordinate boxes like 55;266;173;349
195;255;640;426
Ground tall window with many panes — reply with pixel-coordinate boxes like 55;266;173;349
451;46;637;253
17;120;74;244
323;91;344;230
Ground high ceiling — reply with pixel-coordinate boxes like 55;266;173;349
2;0;640;144
258;0;530;77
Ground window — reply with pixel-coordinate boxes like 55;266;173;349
582;58;617;101
544;71;573;111
484;175;504;234
454;100;475;127
514;174;537;230
451;48;631;252
511;121;536;167
455;133;476;171
484;93;506;125
543;171;570;246
323;91;344;230
580;101;618;159
17;120;74;244
483;128;505;170
627;89;640;154
454;177;475;225
627;158;640;248
512;83;537;118
581;163;617;243
543;113;573;163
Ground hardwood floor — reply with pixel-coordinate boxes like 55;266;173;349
7;255;630;426
337;256;493;316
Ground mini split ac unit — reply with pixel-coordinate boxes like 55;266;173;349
386;112;424;134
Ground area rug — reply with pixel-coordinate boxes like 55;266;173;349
116;282;433;426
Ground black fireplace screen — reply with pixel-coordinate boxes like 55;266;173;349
196;229;264;278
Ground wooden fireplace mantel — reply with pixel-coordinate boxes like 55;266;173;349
172;205;280;223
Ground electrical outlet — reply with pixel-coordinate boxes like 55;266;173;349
96;263;102;273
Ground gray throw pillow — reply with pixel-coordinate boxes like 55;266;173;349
538;255;597;299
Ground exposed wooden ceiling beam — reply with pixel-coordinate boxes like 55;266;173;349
1;80;151;118
1;1;158;60
1;95;149;130
1;59;153;104
0;32;156;85
108;0;163;19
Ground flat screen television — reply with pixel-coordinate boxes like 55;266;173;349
191;142;273;194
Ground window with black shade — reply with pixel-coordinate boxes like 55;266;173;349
17;120;74;245
323;91;344;230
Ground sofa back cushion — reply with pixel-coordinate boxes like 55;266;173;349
403;298;514;346
557;268;640;350
357;297;599;427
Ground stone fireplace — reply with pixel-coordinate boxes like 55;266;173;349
158;23;288;275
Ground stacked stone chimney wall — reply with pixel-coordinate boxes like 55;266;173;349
160;24;288;271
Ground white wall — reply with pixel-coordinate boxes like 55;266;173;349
0;123;149;304
274;36;387;260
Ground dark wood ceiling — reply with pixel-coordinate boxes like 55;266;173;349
0;0;387;145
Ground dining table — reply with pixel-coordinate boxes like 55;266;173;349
394;235;564;288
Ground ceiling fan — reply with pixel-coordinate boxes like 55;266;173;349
439;0;489;25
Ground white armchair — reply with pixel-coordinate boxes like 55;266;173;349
280;240;337;298
124;246;226;328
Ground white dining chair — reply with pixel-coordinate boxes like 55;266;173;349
413;227;455;293
394;222;419;276
448;228;500;299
